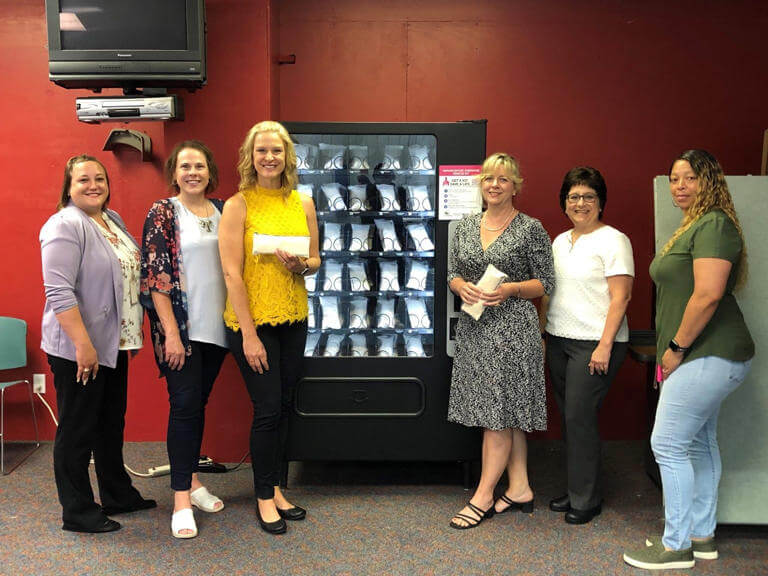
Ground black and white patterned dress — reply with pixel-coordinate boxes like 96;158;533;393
447;212;555;431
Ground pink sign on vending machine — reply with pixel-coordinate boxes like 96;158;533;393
438;165;482;220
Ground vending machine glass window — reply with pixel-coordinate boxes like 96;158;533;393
294;134;436;359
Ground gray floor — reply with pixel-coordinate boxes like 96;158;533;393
1;440;766;576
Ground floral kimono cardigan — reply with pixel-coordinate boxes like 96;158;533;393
140;197;225;370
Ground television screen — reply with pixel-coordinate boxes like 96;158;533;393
59;0;187;51
46;0;206;91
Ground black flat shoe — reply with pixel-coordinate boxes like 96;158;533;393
277;505;306;521
257;505;287;534
549;494;571;512
565;503;602;525
101;498;157;516
62;518;121;534
495;494;534;514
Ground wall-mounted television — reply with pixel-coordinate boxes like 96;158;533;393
45;0;206;92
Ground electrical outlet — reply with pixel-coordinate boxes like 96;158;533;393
33;373;46;394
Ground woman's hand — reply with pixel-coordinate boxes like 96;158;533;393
482;283;518;306
75;341;99;384
243;333;269;374
275;249;306;275
164;332;186;371
456;281;485;305
589;343;612;375
660;348;684;380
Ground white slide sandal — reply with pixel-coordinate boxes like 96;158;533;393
171;508;197;539
190;486;224;513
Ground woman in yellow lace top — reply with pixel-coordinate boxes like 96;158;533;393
219;121;320;535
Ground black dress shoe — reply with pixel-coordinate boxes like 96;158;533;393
277;505;306;521
257;505;287;534
549;494;571;512
62;518;121;533
101;498;157;516
565;503;602;525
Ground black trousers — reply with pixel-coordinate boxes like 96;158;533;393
49;352;145;527
227;322;306;499
545;335;627;510
162;341;228;491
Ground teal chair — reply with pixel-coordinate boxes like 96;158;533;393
0;317;40;474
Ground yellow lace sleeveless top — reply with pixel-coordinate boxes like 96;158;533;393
223;186;309;330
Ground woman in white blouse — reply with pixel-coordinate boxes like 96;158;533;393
540;166;634;525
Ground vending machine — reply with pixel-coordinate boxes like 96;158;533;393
283;121;486;474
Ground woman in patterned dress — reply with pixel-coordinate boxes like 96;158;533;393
447;152;555;529
40;154;155;533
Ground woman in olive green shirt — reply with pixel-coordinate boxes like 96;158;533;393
624;150;754;571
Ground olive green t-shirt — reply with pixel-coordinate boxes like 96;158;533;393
649;209;754;365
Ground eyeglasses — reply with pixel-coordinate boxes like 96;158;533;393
566;193;599;204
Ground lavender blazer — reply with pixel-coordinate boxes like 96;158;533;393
40;205;140;368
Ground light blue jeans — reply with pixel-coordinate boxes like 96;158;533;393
651;356;751;550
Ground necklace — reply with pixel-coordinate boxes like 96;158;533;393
481;209;517;231
179;198;214;232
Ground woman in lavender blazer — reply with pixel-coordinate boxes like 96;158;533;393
40;154;155;533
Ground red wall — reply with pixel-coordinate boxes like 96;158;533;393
277;0;768;440
0;0;274;461
2;1;767;459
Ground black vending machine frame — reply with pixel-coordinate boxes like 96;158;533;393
283;120;486;471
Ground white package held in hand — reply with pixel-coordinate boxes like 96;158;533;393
322;222;344;251
348;185;370;211
321;183;347;211
461;263;508;321
375;219;401;251
406;223;434;251
252;233;310;258
377;184;400;211
346;260;370;292
348;223;372;251
319;143;345;169
319;296;342;329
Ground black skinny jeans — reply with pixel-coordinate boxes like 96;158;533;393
162;341;228;491
227;322;306;500
49;351;145;528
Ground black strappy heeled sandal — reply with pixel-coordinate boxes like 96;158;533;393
449;501;496;530
495;493;534;514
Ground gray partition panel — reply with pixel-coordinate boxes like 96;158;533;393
654;175;768;524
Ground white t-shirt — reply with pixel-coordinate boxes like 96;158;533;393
546;224;634;342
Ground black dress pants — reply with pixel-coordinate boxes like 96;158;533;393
227;322;306;500
545;335;627;510
162;341;227;491
49;352;145;528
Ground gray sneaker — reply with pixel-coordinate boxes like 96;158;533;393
623;538;695;570
692;537;718;560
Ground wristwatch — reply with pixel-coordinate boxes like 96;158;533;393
298;260;310;276
668;339;689;353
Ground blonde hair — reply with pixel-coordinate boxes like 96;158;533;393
480;152;524;192
237;120;297;194
661;150;747;289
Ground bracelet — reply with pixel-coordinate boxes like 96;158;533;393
516;284;522;298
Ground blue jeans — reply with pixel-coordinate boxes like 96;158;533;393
651;356;751;550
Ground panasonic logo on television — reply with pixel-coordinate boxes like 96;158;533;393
117;53;133;57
